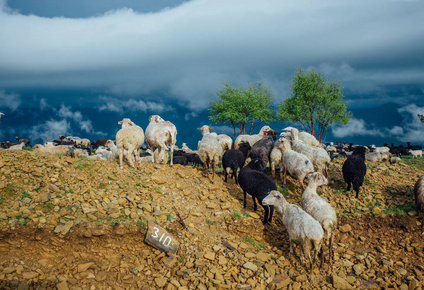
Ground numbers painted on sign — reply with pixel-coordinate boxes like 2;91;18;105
151;226;172;246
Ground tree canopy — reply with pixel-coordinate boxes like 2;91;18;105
278;67;351;142
208;81;276;138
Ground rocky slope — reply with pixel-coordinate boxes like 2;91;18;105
0;150;423;289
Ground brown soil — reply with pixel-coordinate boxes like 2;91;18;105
0;150;424;289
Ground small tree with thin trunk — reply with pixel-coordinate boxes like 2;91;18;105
278;67;351;142
208;81;276;139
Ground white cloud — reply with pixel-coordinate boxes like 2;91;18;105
212;125;235;136
331;105;424;144
39;98;48;110
396;104;424;143
0;90;21;111
28;119;71;144
331;118;385;138
184;112;198;120
98;96;174;113
0;0;423;110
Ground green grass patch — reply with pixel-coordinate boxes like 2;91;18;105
401;156;424;169
137;219;146;228
232;211;241;218
74;161;89;170
44;201;54;210
242;237;266;249
19;191;32;200
153;186;162;193
3;184;16;196
206;219;215;225
166;213;173;221
383;203;415;215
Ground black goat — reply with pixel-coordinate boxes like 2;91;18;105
248;134;274;166
222;141;251;184
342;146;367;198
238;159;276;224
15;136;31;147
407;142;422;151
169;155;188;165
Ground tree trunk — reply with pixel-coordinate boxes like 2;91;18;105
249;119;255;134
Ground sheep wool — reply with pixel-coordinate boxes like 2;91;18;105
414;175;424;213
283;127;331;177
234;125;272;147
270;138;283;178
197;125;223;183
222;141;251;184
278;138;314;191
342;146;367;198
115;118;145;169
301;172;337;264
263;190;323;270
145;115;178;166
238;159;276;224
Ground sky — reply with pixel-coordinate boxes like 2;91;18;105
1;0;424;148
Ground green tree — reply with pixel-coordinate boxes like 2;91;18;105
208;81;276;138
278;67;351;142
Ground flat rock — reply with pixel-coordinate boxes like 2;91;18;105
339;224;352;233
333;275;353;289
145;221;179;254
204;252;216;261
22;272;39;279
78;262;95;273
243;262;258;271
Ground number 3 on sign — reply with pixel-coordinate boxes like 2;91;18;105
151;227;172;246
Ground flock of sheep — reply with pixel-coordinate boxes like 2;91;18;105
1;111;424;270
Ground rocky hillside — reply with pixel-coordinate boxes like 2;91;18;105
0;150;424;289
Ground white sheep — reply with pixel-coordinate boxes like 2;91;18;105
370;145;390;153
75;138;91;148
270;138;283;178
409;149;423;159
263;190;324;270
301;172;337;264
278;138;314;191
95;147;116;161
365;152;391;162
182;142;196;153
283;127;331;177
34;144;72;156
217;134;233;152
197;125;223;183
6;142;25;150
116;118;145;169
234;125;271;147
145;115;177;166
282;127;320;147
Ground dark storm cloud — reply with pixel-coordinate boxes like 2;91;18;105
0;0;423;113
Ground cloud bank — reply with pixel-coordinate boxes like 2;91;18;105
0;0;423;110
332;104;424;143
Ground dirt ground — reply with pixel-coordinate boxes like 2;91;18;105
0;150;424;289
